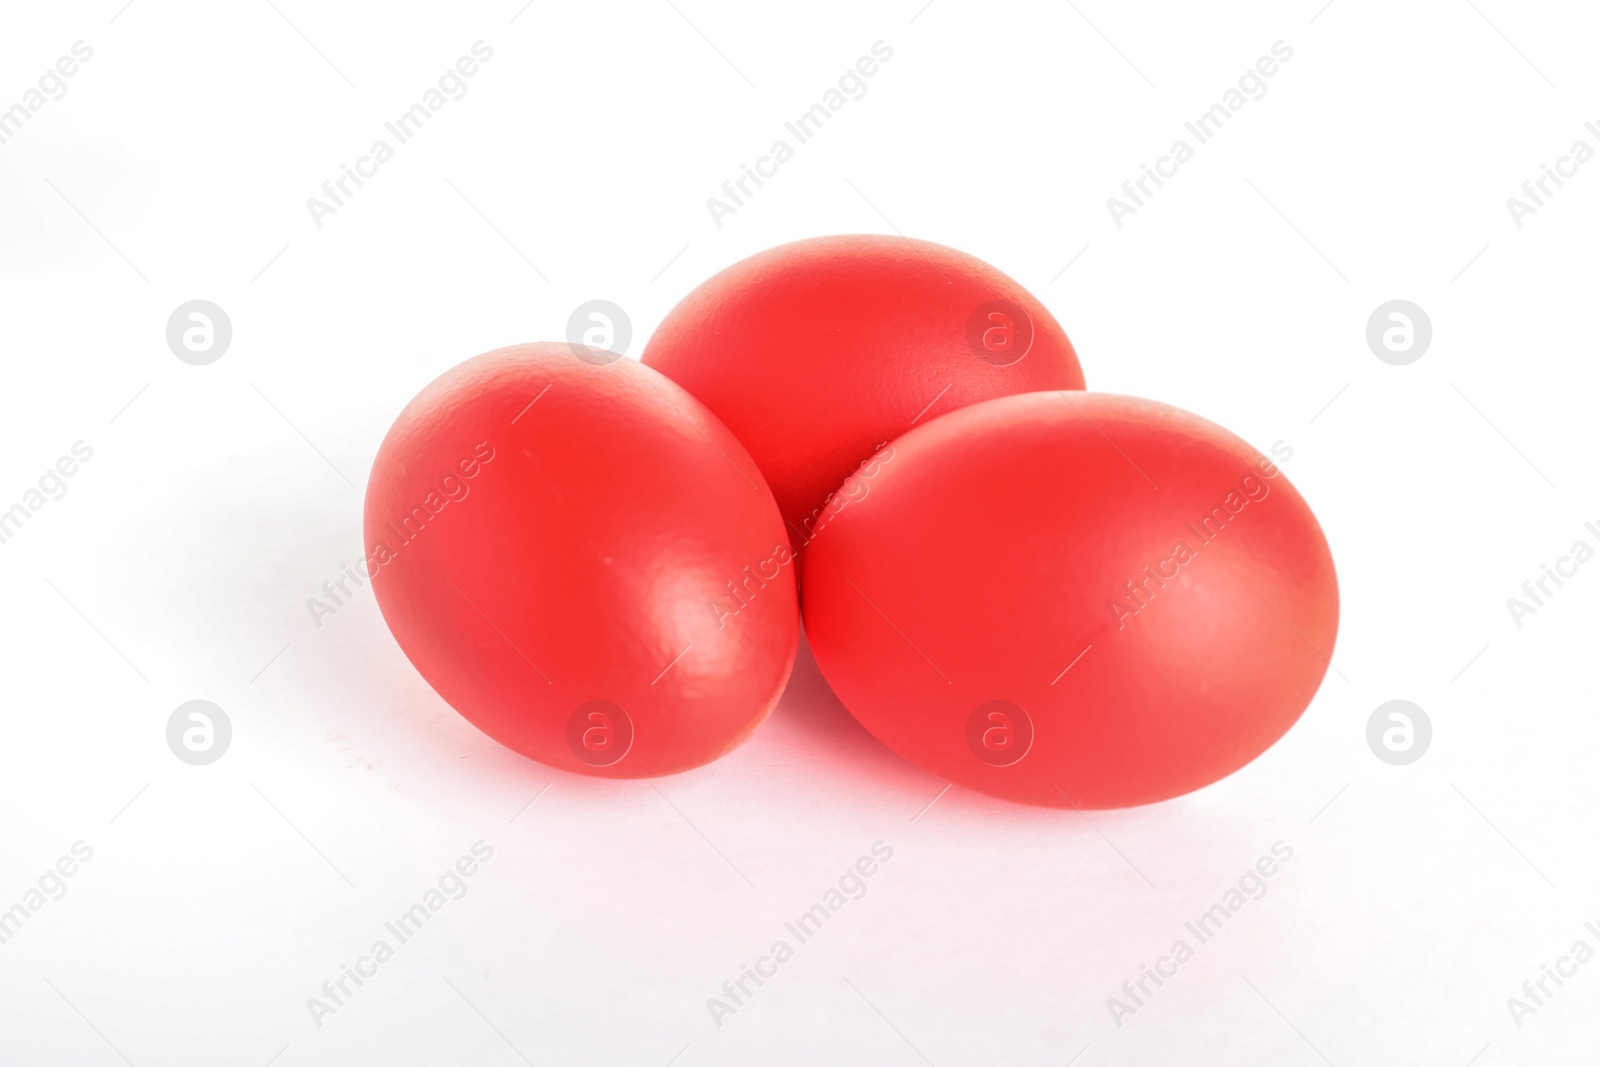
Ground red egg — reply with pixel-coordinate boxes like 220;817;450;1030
801;392;1339;809
365;344;799;777
642;235;1085;556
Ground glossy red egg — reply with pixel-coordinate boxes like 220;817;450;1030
642;234;1085;556
365;344;799;777
801;392;1338;808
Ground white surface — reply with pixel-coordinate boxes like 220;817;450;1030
2;1;1597;1064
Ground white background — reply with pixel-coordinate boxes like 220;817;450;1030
2;1;1598;1064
